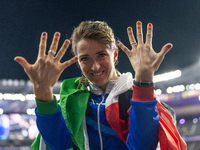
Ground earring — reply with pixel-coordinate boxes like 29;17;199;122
77;73;87;89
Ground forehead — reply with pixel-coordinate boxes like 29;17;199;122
76;39;110;55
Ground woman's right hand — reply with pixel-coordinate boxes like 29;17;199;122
14;32;78;102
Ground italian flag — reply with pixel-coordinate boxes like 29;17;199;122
32;74;187;150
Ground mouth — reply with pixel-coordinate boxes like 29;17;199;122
92;71;103;76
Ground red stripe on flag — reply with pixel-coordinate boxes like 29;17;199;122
106;102;129;144
157;101;187;150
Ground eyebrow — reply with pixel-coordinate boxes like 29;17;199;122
78;54;88;58
96;50;107;54
78;50;108;57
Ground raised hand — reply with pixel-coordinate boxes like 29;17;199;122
14;32;77;101
117;21;173;82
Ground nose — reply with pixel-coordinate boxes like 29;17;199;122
91;60;100;71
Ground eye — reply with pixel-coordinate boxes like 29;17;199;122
99;53;106;58
80;57;88;62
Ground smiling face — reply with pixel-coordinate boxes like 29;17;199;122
77;38;118;92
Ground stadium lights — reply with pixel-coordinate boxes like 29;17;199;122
179;118;185;125
1;79;63;87
155;89;162;95
153;70;181;83
0;108;3;114
179;118;199;125
1;79;26;86
2;70;182;89
26;108;35;115
166;85;185;94
193;118;198;124
166;83;200;94
0;93;60;101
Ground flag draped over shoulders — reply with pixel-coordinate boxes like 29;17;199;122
32;75;187;150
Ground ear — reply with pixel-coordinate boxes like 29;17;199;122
114;48;118;62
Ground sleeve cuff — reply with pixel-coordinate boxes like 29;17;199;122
35;95;59;115
132;85;154;101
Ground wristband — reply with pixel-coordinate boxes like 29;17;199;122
133;80;154;87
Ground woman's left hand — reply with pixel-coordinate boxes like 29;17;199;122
117;21;173;82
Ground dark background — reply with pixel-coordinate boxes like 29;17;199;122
1;0;200;81
1;1;200;149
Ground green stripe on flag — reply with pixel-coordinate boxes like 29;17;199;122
60;77;90;150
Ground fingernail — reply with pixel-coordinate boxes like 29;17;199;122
117;41;120;44
65;40;69;44
14;58;20;62
75;57;78;60
55;32;60;36
128;27;131;31
42;32;46;36
167;44;172;48
148;23;152;27
137;21;142;25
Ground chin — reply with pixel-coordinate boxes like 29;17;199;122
91;79;107;87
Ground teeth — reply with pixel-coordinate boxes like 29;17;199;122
93;72;103;76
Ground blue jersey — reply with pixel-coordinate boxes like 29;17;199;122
34;73;159;150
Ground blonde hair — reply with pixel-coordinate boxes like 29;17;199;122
70;20;121;76
70;21;116;55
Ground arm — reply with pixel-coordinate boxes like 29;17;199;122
126;85;159;150
117;21;173;149
14;32;78;149
35;98;73;150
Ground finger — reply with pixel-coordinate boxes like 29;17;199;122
14;56;31;73
60;56;78;71
127;27;137;48
38;32;48;58
145;23;153;45
154;43;173;69
48;32;60;57
55;39;70;62
117;41;132;57
159;43;173;56
136;21;143;45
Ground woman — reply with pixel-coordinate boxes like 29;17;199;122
15;21;187;150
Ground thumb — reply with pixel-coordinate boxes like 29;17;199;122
14;56;31;72
153;43;173;71
61;56;78;71
160;43;173;56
